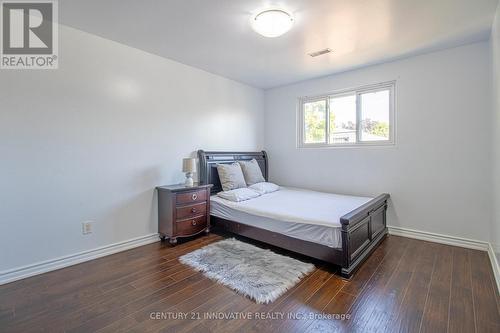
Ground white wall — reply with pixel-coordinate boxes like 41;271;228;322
264;42;492;242
492;3;500;257
0;25;264;273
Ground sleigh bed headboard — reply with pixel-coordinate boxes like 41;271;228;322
197;150;268;194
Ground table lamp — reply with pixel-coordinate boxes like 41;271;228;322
182;158;196;187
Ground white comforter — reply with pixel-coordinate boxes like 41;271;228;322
211;187;373;228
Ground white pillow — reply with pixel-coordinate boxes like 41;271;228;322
248;182;280;195
217;188;261;202
216;163;247;192
238;159;265;186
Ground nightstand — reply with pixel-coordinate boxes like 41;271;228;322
156;183;213;245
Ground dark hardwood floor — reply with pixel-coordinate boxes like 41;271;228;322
1;233;499;332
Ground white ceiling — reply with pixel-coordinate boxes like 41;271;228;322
60;0;499;89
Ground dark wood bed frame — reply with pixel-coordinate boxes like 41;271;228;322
198;150;389;278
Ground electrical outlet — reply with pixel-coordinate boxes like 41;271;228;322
82;221;93;235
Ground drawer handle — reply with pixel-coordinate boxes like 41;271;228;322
191;220;197;226
191;193;197;201
191;208;197;213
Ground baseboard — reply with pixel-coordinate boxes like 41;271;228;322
0;233;159;285
387;226;489;251
487;243;500;293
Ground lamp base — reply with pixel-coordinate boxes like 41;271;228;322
184;172;194;187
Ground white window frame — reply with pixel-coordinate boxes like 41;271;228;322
297;81;396;148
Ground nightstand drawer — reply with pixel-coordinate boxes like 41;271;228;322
176;189;207;205
176;202;207;220
176;215;207;236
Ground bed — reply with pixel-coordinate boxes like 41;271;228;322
198;150;390;278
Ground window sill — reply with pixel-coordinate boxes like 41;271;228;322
297;142;396;149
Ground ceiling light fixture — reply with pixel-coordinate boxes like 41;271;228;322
251;8;294;38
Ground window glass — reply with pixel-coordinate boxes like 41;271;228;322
329;94;356;144
303;99;326;144
360;90;390;142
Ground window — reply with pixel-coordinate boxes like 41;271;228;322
298;82;395;147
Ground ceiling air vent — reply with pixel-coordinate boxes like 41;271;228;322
308;48;332;57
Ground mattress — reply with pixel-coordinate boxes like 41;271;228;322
210;187;373;248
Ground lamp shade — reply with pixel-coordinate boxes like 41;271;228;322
182;158;196;173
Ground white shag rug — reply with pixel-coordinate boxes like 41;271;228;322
179;238;315;304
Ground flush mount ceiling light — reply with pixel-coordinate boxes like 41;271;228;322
251;8;294;38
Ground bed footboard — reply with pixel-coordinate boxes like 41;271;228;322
339;193;390;278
